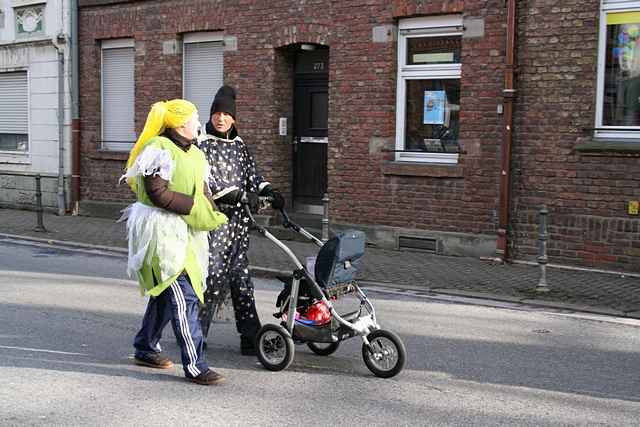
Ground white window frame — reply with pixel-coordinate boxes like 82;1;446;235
183;31;224;122
0;68;30;158
595;0;640;139
395;15;462;164
101;38;135;151
183;31;223;45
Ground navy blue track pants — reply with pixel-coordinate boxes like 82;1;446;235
133;273;208;378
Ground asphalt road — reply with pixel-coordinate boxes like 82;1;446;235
1;239;639;426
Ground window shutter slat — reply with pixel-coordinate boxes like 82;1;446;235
102;47;135;149
0;72;28;134
184;41;224;121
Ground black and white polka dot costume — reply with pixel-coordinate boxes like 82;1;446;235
197;131;268;341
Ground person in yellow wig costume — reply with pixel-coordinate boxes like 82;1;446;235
119;99;228;385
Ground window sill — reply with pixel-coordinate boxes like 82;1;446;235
0;36;51;47
0;152;30;165
12;0;47;7
382;161;464;178
88;150;129;161
575;139;640;156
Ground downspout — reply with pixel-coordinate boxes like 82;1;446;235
70;0;81;215
52;33;66;216
496;0;517;260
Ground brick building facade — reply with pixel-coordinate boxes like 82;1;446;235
76;0;640;273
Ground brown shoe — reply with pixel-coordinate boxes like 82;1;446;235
134;352;174;369
187;369;225;385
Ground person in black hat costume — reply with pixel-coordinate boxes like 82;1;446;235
197;85;284;355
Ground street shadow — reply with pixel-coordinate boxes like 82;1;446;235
394;329;640;403
218;349;369;379
1;301;639;404
1;351;187;385
0;300;368;384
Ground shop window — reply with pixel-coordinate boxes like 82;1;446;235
183;32;224;123
396;15;462;163
596;1;640;139
0;71;28;152
101;39;135;151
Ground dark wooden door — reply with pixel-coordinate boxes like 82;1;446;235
293;48;329;206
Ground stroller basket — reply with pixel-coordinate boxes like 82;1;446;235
314;230;366;289
291;309;363;343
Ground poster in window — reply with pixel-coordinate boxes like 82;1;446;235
423;90;446;124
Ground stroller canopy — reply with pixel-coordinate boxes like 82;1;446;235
314;230;366;289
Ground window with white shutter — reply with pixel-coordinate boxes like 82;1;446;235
0;71;29;152
101;39;135;151
183;33;224;124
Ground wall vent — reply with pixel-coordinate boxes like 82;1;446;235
398;236;439;253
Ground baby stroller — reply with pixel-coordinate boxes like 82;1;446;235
244;200;406;378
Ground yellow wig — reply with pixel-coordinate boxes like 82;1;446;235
124;99;197;190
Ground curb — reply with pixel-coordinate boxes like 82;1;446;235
0;269;137;287
432;288;632;318
3;233;639;321
0;233;128;256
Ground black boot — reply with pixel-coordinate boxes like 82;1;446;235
240;335;257;356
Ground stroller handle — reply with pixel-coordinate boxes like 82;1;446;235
241;196;324;247
240;200;306;271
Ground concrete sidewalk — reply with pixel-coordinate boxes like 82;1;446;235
1;207;639;319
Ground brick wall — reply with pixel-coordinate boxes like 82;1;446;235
77;0;640;271
79;0;506;231
511;1;640;271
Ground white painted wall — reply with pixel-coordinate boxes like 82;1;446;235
0;0;72;209
0;0;66;41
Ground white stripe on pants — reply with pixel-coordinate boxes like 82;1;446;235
170;281;201;377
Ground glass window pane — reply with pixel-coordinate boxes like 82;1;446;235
603;15;640;126
407;36;461;65
404;79;460;152
0;134;28;151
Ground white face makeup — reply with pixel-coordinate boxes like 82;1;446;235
192;118;202;138
178;112;201;140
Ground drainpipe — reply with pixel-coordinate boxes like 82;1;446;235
70;0;81;215
52;33;67;216
496;0;517;260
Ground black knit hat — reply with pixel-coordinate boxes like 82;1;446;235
210;85;237;118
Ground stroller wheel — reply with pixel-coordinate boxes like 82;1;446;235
362;329;406;378
307;341;340;356
257;324;294;371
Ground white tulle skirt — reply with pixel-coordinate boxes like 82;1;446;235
119;202;209;285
